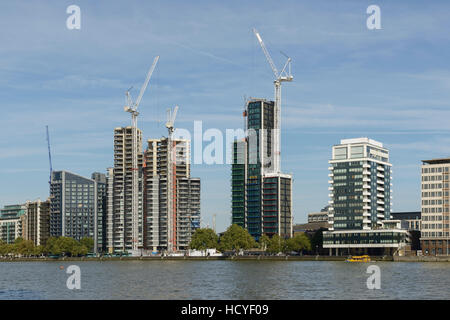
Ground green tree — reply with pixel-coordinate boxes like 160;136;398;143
45;237;62;256
219;224;256;251
285;233;311;254
0;241;9;257
14;239;35;257
58;237;80;256
80;237;94;252
259;234;270;251
33;245;45;257
189;228;218;250
267;234;286;254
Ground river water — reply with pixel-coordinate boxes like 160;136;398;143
0;261;448;299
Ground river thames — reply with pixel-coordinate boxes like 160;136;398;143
0;260;448;299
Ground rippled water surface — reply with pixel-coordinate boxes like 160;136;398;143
0;261;448;299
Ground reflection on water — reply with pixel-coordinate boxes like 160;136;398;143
0;261;448;299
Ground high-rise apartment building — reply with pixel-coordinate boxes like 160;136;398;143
50;170;105;253
22;199;50;246
143;138;200;252
323;138;408;255
110;126;144;253
420;158;450;255
231;98;293;240
0;204;26;244
92;172;107;253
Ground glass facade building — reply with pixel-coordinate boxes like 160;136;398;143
324;138;407;255
231;98;293;240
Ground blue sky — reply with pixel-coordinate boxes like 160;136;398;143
1;1;450;232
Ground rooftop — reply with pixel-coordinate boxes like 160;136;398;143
340;137;383;148
421;158;450;165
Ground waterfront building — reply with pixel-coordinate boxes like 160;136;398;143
308;208;329;223
110;126;144;253
420;158;450;255
323;138;408;255
22;199;50;246
143;138;200;252
231;98;293;241
0;204;26;244
391;211;421;231
92;172;107;253
50;170;105;253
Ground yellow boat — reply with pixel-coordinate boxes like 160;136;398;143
346;255;371;262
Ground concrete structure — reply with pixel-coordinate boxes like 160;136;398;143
92;172;107;253
420;158;450;255
231;98;293;240
110;126;144;253
22;199;50;246
308;211;329;223
324;138;408;255
143;138;200;252
50;170;104;253
0;204;26;244
391;211;421;231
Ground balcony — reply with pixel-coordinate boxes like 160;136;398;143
363;163;370;168
363;170;371;175
363;205;371;210
363;191;371;196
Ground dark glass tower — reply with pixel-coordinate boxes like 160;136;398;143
231;98;293;240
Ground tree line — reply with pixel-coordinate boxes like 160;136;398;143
0;237;94;258
189;224;317;255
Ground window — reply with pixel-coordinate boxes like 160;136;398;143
335;147;347;160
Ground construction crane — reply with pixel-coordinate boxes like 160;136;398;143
253;28;293;174
45;125;53;185
124;55;159;253
165;105;178;253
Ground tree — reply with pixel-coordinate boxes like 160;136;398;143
45;237;62;256
189;228;218;250
33;245;45;257
267;234;286;254
219;224;256;251
0;241;9;257
14;239;35;257
80;237;94;252
285;233;311;254
259;235;270;251
58;237;80;256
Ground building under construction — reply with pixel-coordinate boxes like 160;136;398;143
232;29;294;241
232;99;293;240
144;138;200;252
109;126;144;253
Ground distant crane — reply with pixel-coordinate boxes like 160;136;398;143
45;125;53;185
165;105;178;253
253;28;293;174
124;55;159;252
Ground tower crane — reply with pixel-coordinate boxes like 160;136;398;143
46;125;53;186
165;105;178;253
124;55;159;253
253;28;293;174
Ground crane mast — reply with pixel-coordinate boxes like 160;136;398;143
46;125;53;185
124;55;159;253
166;105;178;253
252;28;293;174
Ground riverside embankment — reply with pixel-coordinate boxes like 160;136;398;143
0;255;396;262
